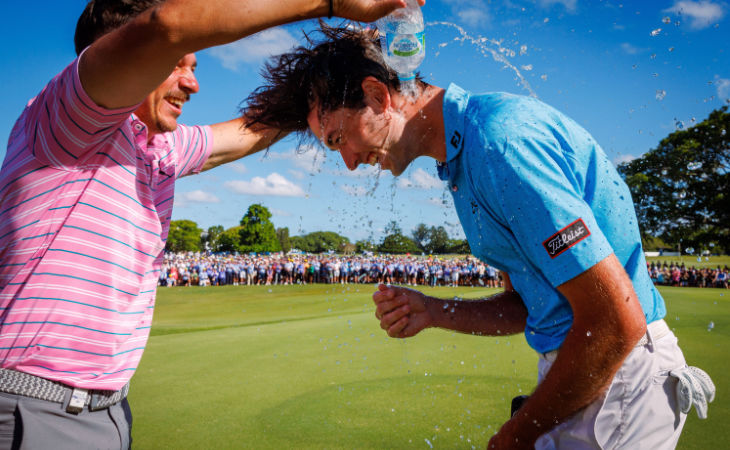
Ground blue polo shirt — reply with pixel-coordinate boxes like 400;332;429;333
437;83;665;353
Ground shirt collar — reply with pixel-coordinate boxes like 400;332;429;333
437;83;470;182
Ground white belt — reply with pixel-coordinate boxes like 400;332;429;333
636;318;671;347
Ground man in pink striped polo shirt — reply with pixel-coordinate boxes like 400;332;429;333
0;0;418;447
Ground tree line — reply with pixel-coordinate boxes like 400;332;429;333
618;106;728;255
166;204;470;255
168;106;728;256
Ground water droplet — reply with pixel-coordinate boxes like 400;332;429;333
650;28;662;36
586;331;592;337
425;438;434;448
662;16;672;24
707;321;715;331
661;169;668;176
687;162;703;170
685;247;695;255
675;120;684;130
656;90;666;101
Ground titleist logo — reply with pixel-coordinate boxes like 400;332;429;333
542;219;590;258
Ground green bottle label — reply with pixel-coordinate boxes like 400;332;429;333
388;32;424;57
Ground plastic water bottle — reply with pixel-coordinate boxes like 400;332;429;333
376;0;425;86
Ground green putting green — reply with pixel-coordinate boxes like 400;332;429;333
129;284;727;449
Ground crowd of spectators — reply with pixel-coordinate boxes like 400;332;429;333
159;253;729;290
159;252;504;288
648;261;729;288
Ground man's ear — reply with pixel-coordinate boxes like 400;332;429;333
361;77;390;113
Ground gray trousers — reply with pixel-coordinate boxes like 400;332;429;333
0;391;132;449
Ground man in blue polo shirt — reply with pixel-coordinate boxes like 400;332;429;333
242;26;714;449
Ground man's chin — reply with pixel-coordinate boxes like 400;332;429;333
157;119;179;133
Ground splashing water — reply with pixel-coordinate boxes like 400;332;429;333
687;161;703;170
400;78;420;99
429;22;537;98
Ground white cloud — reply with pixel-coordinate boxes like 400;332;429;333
228;162;247;174
442;0;491;27
457;8;491;27
537;0;578;13
264;148;326;173
716;77;730;101
208;27;298;71
612;154;637;166
341;185;369;196
270;208;292;217
620;42;643;55
427;196;452;207
332;164;385;179
174;190;220;207
396;168;444;190
224;173;306;197
664;1;725;30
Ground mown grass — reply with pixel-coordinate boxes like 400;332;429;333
129;284;728;449
646;255;730;269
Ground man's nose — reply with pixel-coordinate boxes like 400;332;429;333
180;71;199;94
339;148;359;171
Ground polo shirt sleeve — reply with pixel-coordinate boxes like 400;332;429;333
479;136;614;288
24;53;139;169
168;124;214;178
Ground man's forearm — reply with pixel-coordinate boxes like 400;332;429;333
426;290;527;336
202;119;286;172
501;323;633;445
156;0;329;53
496;255;647;446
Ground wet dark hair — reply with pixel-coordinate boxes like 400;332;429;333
241;22;423;143
74;0;163;55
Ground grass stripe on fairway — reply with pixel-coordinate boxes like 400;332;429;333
130;284;728;449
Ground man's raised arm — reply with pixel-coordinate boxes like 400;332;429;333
78;0;421;110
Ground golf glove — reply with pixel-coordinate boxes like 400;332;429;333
669;365;715;419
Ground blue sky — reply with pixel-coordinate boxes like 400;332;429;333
1;1;728;243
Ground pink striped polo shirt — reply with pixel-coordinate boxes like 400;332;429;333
0;57;212;390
